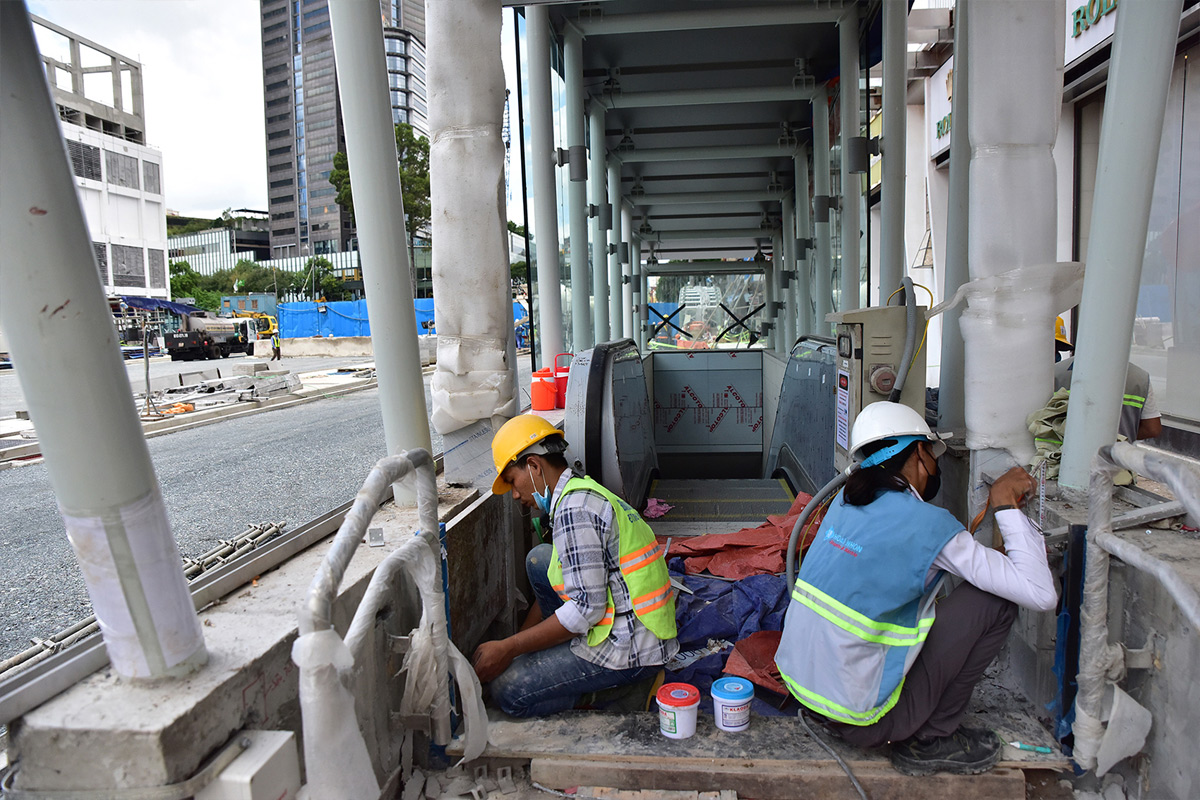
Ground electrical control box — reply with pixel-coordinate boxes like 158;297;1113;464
197;730;301;800
827;305;928;471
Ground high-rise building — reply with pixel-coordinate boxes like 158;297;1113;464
31;15;169;301
259;0;428;260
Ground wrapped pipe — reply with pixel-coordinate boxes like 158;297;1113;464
786;469;851;589
1074;443;1200;772
888;276;917;403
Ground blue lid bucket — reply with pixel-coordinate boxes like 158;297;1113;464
711;677;754;732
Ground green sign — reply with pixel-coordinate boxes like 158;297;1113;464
1071;0;1117;38
936;113;952;139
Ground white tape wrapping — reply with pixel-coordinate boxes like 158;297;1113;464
60;490;204;677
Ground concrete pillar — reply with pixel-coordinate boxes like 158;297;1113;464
879;0;907;296
564;26;591;349
794;147;813;337
329;0;433;502
526;6;567;364
763;256;777;352
839;6;861;311
813;87;834;335
938;2;969;434
1059;0;1185;489
772;233;786;354
0;3;206;679
608;163;624;339
589;102;610;343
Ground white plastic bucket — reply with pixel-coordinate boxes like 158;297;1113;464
656;683;700;739
711;677;753;732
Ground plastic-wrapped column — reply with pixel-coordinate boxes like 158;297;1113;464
961;0;1062;464
812;87;833;335
526;6;567;366
609;164;625;339
589;102;610;343
424;0;516;436
564;27;592;349
0;4;206;680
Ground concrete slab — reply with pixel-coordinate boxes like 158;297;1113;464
8;480;479;792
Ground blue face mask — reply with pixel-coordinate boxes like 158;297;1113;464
529;465;551;515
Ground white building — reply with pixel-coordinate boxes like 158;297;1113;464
32;15;169;301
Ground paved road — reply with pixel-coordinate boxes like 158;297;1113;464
0;356;534;662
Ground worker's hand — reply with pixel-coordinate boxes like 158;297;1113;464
471;639;516;683
989;466;1037;509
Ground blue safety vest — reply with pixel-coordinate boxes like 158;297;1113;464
775;488;963;725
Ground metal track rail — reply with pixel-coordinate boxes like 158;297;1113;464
0;501;353;726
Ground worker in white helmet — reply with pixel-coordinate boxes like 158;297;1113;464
775;401;1058;776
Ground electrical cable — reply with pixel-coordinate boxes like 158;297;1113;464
797;711;870;800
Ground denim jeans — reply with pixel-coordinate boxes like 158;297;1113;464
488;544;658;717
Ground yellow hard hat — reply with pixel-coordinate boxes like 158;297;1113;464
491;415;565;494
1055;316;1071;346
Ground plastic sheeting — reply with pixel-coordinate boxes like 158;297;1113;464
120;295;200;315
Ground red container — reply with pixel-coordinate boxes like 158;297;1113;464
554;352;572;409
531;367;557;411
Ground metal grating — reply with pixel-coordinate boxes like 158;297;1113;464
148;249;166;288
104;149;139;189
93;241;108;283
142;160;161;195
111;244;145;287
67;140;101;181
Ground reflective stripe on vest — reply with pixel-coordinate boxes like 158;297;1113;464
546;475;676;647
780;668;904;726
791;579;934;647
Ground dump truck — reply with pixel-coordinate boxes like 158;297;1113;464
165;311;255;361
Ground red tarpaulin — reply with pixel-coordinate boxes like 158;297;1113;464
661;491;830;580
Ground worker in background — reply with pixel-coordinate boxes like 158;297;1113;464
775;402;1057;776
1052;318;1162;441
270;332;281;362
474;415;678;717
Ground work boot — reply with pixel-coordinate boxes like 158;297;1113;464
889;726;1001;776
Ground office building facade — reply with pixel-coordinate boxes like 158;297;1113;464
259;0;428;260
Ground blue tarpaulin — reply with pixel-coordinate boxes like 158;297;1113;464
122;296;200;316
278;299;530;339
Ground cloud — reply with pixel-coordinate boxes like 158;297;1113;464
28;1;267;217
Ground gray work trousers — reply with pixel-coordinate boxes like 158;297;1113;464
831;581;1018;748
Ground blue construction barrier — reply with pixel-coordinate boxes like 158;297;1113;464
278;299;530;340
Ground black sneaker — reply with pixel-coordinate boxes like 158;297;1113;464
889;727;1001;776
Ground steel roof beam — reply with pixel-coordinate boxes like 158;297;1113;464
599;84;816;109
615;143;798;164
629;189;786;206
576;5;846;36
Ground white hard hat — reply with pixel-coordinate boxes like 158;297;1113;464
850;401;949;463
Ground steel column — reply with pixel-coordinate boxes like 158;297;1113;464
813;87;834;334
329;0;433;502
526;6;567;363
938;2;969;433
609;163;624;339
622;204;634;339
1059;0;1185;489
589;102;609;344
879;0;907;296
794;147;813;337
0;3;206;680
564;26;591;349
839;6;861;311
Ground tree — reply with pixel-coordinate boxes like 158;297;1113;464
329;123;430;295
168;260;220;311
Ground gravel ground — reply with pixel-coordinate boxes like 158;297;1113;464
0;356;532;662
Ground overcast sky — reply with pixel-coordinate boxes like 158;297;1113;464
27;2;523;222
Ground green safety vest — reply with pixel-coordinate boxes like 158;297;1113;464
546;475;677;647
1055;357;1151;442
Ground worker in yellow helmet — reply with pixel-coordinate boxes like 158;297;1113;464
473;414;678;717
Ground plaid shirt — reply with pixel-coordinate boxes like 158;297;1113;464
549;471;679;670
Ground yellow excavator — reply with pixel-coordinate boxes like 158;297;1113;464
232;311;279;340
